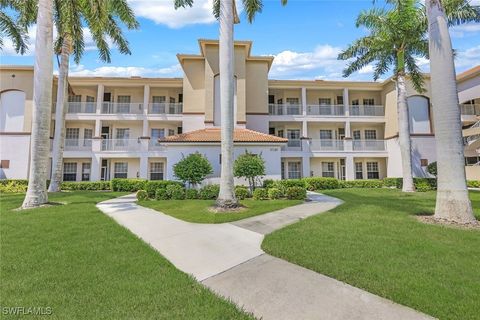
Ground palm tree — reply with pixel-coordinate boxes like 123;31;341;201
21;0;54;208
175;0;287;208
339;0;428;192
48;0;138;192
0;1;28;54
425;0;479;224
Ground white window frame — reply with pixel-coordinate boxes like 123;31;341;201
364;130;377;140
114;162;128;179
321;162;335;178
150;162;164;180
366;162;379;179
287;162;301;179
355;162;363;180
63;162;77;181
66;128;80;146
82;163;91;181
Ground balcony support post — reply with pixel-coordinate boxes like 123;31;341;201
345;155;355;181
143;85;150;116
301;87;307;116
345;120;351;139
91;154;101;181
96;84;104;114
302;156;310;178
343;88;349;117
139;155;148;179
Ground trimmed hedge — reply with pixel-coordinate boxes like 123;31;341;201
340;179;384;189
136;190;148;201
185;189;199;199
467;180;480;188
110;179;146;192
199;184;220;200
304;177;340;191
286;186;307;200
253;188;268;200
166;184;185;200
268;187;282;200
235;186;250;200
62;181;110;191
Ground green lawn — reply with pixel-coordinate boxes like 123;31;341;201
139;198;303;223
262;189;480;320
0;192;252;320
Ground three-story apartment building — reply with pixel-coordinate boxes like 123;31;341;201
1;39;479;182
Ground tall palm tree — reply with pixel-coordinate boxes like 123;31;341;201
339;0;428;192
21;0;54;208
425;0;479;224
175;0;287;208
0;1;28;54
48;0;138;192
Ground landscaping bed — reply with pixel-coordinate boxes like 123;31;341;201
0;192;253;319
262;189;480;320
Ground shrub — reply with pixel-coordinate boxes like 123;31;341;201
0;179;29;193
414;178;437;190
110;179;146;192
166;184;185;200
263;179;275;189
273;179;306;195
145;180;183;198
155;188;169;200
415;180;433;192
427;162;437;177
303;177;340;191
61;181;111;191
268;187;282;200
185;189;199;199
173;152;213;187
286;186;307;200
136;190;149;201
234;151;266;192
467;180;480;188
253;188;268;200
235;186;250;200
383;178;402;188
199;184;220;200
341;179;384;189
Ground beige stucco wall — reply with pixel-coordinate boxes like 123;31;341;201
466;166;480;181
306;90;343;105
110;158;140;179
246;61;269;114
182;59;206;114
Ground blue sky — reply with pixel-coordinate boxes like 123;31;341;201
1;0;479;80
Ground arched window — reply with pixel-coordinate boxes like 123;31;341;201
407;96;431;134
0;90;26;132
214;75;237;126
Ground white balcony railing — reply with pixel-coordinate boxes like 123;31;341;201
282;139;302;151
310;139;345;151
65;102;96;113
101;139;141;151
149;139;167;151
349;105;385;116
148;103;183;115
269;104;302;115
307;105;345;116
101;102;143;114
352;140;386;151
460;104;480;116
64;139;93;151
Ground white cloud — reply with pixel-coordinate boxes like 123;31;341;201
455;45;480;68
358;65;374;74
69;63;182;77
128;0;219;28
451;23;480;38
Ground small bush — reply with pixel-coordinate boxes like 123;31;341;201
415;180;433;192
199;184;220;200
136;190;149;201
304;177;340;191
427;162;437;177
0;179;29;193
185;189;199;199
262;179;275;189
383;178;402;188
253;188;268;200
342;179;384;189
155;188;169;200
173;152;213;187
61;181;111;191
235;186;250;200
145;180;183;198
467;180;480;188
166;184;185;200
286;186;307;200
111;179;146;192
268;187;282;200
414;178;437;190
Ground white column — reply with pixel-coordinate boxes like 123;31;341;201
96;84;104;114
345;155;355;181
91;155;101;181
301;87;307;116
94;119;101;137
143;85;150;116
343;88;349;117
139;156;148;179
345;120;351;138
302;156;310;178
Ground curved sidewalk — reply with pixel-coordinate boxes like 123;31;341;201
97;193;434;320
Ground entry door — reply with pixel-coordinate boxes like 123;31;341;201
101;159;110;181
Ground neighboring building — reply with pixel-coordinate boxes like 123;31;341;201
0;39;478;182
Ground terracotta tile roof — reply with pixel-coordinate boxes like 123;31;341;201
457;65;480;81
161;128;288;143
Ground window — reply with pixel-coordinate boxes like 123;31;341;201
114;162;128;179
351;99;360;115
336;96;344;105
151;129;165;145
338;128;345;140
351;99;359;105
355;162;363;179
353;130;361;140
286;98;300;115
116;128;130;147
364;130;377;140
68;95;81;112
420;159;428;167
319;98;332;105
268;95;275;104
0;160;10;168
63;162;77;181
288;162;301;179
150;162;164;180
286;98;299;104
319;130;333;140
152;96;166;113
85;96;95;113
287;129;301;147
321;162;335;178
465;156;480;165
117;95;131;113
83;128;93;147
366;162;379;179
363;99;375;106
168;129;175;136
65;128;79;146
82;163;91;181
277;129;284;138
269;127;275;135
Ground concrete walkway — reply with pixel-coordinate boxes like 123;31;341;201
97;193;435;320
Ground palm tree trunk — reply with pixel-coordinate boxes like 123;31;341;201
426;0;475;224
216;0;238;208
22;0;54;208
396;73;415;192
48;38;71;192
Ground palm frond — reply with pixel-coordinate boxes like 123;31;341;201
242;0;263;23
0;10;28;54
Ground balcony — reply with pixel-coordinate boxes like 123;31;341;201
101;139;141;152
310;139;344;152
281;139;302;151
148;103;183;115
352;140;386;151
349;105;384;117
149;139;167;151
66;102;96;114
460;104;480;116
101;102;143;114
269;104;302;115
307;105;345;116
64;139;93;151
